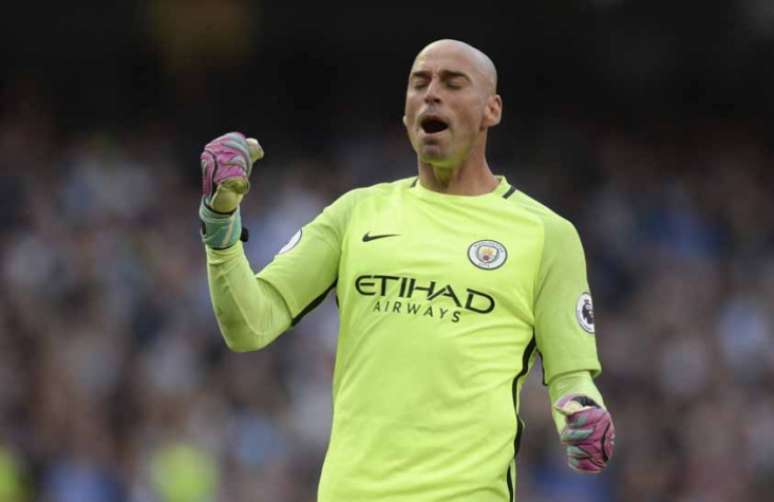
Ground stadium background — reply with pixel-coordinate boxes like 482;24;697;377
2;1;774;500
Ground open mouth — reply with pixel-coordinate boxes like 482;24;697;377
420;117;449;134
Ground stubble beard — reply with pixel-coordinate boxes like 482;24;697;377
416;133;456;168
420;151;457;170
418;137;469;171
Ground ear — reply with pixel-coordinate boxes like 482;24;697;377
402;115;408;128
483;94;502;128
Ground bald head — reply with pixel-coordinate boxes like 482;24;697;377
404;39;503;170
413;39;498;95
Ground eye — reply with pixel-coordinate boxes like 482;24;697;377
446;78;465;89
412;79;429;89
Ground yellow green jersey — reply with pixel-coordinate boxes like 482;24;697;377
254;176;602;502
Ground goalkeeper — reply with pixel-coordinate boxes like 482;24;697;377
201;39;615;501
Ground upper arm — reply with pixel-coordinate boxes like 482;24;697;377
257;189;360;324
533;217;601;382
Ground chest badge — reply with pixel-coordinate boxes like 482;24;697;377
468;240;507;270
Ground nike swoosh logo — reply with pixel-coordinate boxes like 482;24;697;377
362;232;400;242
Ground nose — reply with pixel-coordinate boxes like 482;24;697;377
423;79;442;105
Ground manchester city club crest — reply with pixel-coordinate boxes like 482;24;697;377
576;292;595;334
467;240;507;270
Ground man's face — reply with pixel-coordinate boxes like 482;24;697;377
403;45;499;168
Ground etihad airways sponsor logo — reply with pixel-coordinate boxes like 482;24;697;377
355;274;495;323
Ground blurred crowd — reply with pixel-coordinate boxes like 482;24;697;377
1;94;773;502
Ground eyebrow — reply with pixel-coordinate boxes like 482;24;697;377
410;69;473;82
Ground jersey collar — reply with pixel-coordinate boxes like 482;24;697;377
410;175;516;201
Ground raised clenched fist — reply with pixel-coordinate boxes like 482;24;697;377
200;132;264;213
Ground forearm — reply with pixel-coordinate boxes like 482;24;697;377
206;241;292;351
548;370;605;435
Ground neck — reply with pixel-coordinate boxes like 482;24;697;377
417;145;498;196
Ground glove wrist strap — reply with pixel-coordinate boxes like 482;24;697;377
199;198;247;249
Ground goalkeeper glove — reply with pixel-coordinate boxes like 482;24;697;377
199;132;263;249
554;394;615;474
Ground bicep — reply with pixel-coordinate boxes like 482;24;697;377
257;204;345;324
533;219;601;381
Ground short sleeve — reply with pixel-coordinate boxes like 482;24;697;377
257;189;359;324
533;216;601;382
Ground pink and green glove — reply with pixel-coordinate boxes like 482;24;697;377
554;394;615;474
198;132;263;249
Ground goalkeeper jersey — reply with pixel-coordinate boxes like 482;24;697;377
256;176;601;502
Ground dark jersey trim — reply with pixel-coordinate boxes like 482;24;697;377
410;178;417;187
291;280;337;326
514;416;526;456
506;335;537;501
506;464;514;501
502;185;517;199
512;335;536;452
